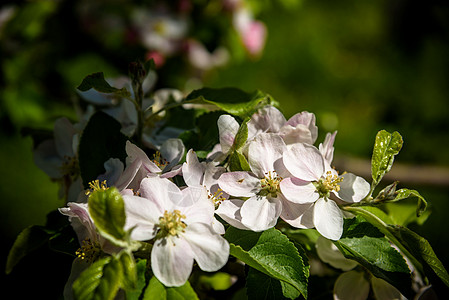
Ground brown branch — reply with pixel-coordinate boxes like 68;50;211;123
334;155;449;187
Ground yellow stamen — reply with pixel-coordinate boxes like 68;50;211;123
76;238;102;263
85;180;108;196
157;210;187;238
260;171;283;197
316;171;343;197
208;188;226;208
152;151;169;169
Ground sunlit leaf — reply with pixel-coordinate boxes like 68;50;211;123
371;130;403;185
73;256;122;300
186;87;273;119
142;276;199;300
88;187;127;246
225;227;308;299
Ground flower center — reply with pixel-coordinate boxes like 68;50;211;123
208;188;226;209
315;171;343;198
152;151;169;169
157;210;187;238
76;238;102;263
260;171;283;197
85;180;109;196
61;155;79;178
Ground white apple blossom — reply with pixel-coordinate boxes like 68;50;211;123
59;202;122;299
182;149;228;234
122;176;229;287
33;117;84;203
247;105;318;145
216;133;293;231
280;142;370;240
115;140;184;191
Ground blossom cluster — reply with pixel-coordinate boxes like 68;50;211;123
46;93;372;292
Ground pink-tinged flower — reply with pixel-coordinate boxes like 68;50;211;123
233;7;266;57
132;9;188;56
182;149;228;234
248;105;318;145
122;176;229;287
216;133;291;231
280;143;370;240
115;140;184;192
187;39;229;71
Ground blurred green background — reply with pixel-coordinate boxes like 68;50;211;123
1;0;448;298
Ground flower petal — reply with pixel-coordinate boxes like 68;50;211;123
33;139;64;179
240;196;282;231
279;124;313;145
285;111;318;143
333;270;370;300
217;114;239;154
179;187;215;225
218;171;260;197
54;117;77;158
319;131;337;164
160;138;185;170
335;173;370;203
371;276;406;300
283;143;324;181
183;223;230;272
215;199;250;230
151;236;194;287
280;177;319;204
182;149;205;187
140;177;183;211
313;198;344;240
126;141;161;173
122;194;161;241
248;133;286;178
247;105;286;139
280;199;314;229
315;236;358;271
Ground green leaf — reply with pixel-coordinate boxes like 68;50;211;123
118;251;137;291
335;236;412;298
198;272;234;291
387;225;449;288
77;72;131;98
233;118;250;151
371;130;403;185
144;59;156;74
142;276;199;300
6;225;51;274
78;111;128;188
384;200;430;227
341;216;384;239
186;87;273;119
246;267;290;300
126;259;148;300
390;188;427;217
88;187;127;246
225;227;309;299
73;256;122;300
228;150;251;172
